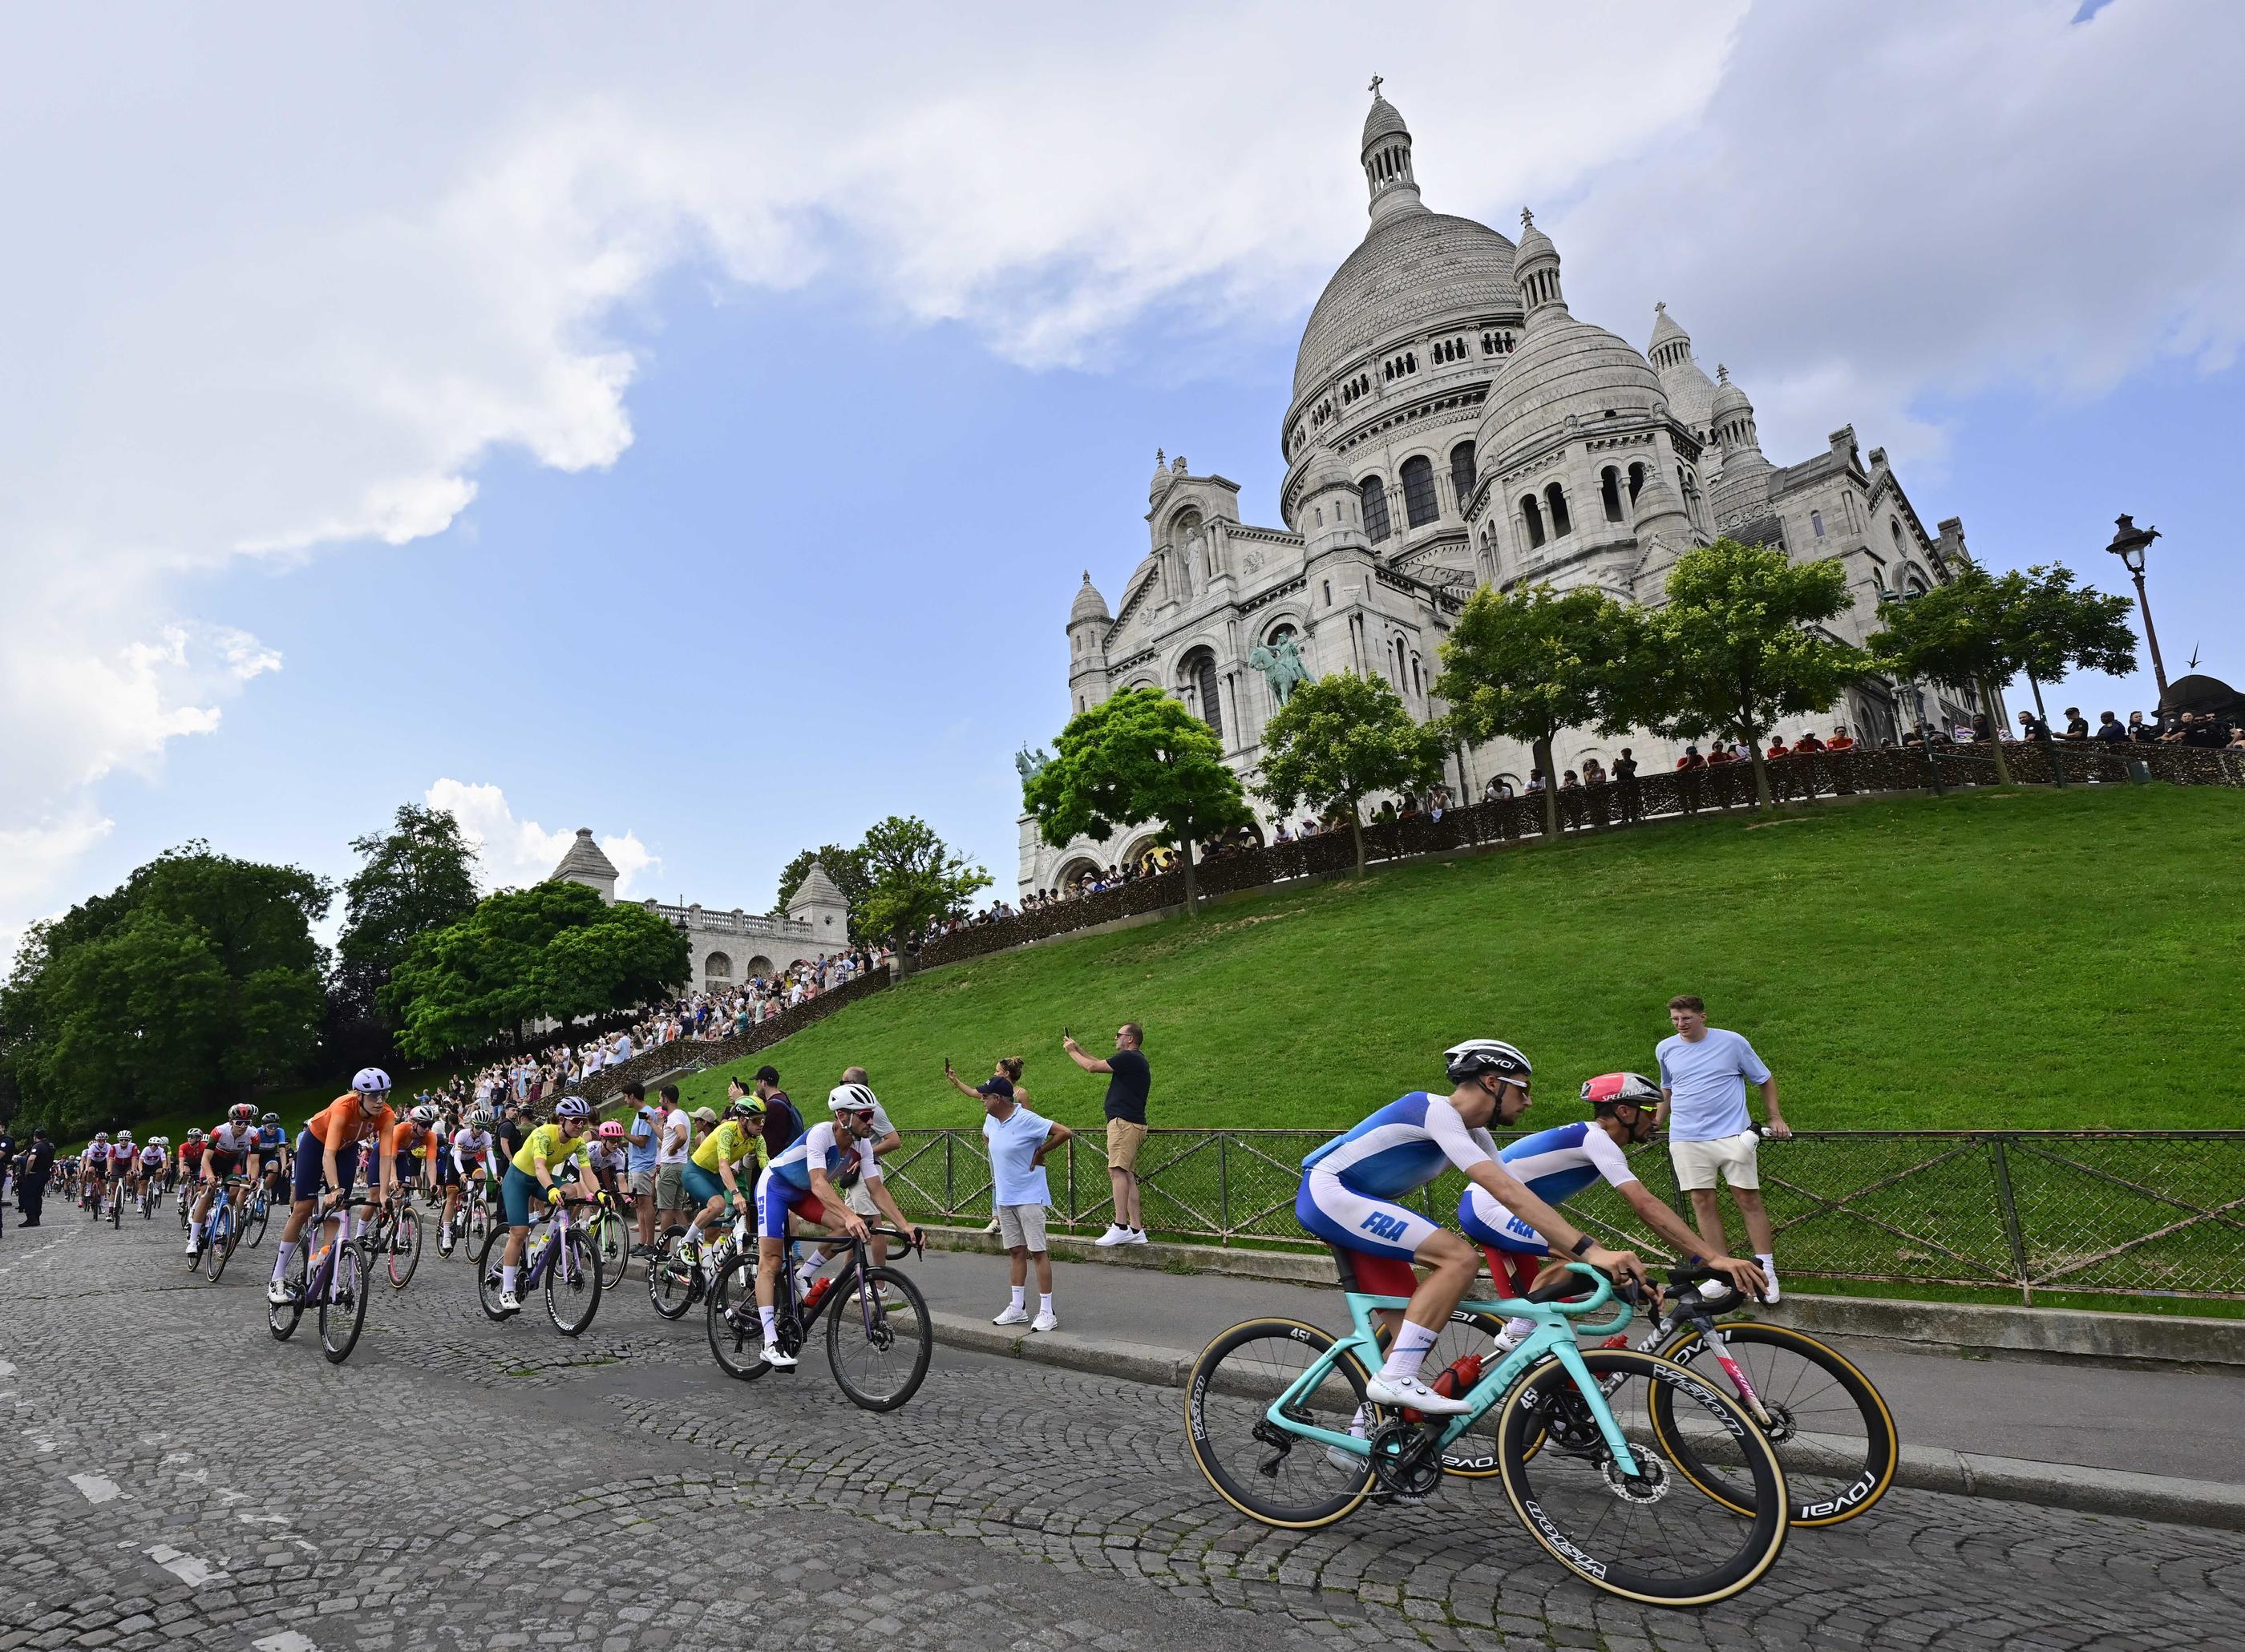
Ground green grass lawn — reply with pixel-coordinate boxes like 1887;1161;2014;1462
672;784;2245;1135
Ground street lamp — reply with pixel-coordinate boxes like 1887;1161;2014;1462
2106;513;2166;697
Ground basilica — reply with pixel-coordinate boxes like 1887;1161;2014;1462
1021;84;1989;896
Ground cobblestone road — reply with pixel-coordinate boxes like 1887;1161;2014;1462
2;1210;2239;1650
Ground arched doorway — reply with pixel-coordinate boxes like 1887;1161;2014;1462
703;951;732;990
744;954;776;984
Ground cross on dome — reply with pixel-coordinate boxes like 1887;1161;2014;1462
1520;207;1535;230
1368;74;1382;96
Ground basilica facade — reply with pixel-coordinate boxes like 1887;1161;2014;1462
1021;85;1992;896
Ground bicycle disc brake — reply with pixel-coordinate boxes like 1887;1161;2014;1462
1601;1445;1671;1505
1368;1420;1443;1498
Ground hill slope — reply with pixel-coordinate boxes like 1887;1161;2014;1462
678;786;2244;1134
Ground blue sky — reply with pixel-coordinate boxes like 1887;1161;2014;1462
3;1;2240;956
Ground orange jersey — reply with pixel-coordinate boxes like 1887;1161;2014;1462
389;1120;442;1161
305;1094;397;1153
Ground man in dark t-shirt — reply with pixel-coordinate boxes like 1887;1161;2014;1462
1065;1022;1151;1246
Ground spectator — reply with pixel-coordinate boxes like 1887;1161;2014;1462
622;1080;661;1257
1766;735;1790;761
1677;745;1705;771
1525;769;1546;794
1559;769;1580;790
495;1101;527;1168
1656;994;1791;1303
752;1065;803;1156
17;1128;54;1226
1825;724;1855;752
1066;1021;1150;1246
1613;747;1642;822
2061;707;2090;742
1581;757;1606;786
1708;742;1738;766
2186;713;2227;750
2016;709;2049;743
2127;710;2158;744
954;1066;1073;1331
1794;730;1825;754
654;1086;693;1239
2094;712;2128;744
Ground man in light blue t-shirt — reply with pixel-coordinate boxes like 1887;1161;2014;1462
1656;993;1791;1301
969;1072;1074;1333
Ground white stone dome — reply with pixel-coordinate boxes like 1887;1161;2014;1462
1070;572;1111;624
1476;316;1666;462
1292;212;1519;399
1709;367;1753;425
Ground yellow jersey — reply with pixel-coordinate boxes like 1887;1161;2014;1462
511;1121;587;1177
691;1118;767;1177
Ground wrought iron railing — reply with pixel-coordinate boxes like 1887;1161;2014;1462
881;1127;2245;1304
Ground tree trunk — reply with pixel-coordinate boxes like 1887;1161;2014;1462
1978;674;2014;786
1534;735;1559;838
1179;834;1199;917
1744;717;1774;808
1348;801;1366;878
2027;675;2066;789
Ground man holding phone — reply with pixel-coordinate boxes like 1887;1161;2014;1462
1064;1022;1150;1246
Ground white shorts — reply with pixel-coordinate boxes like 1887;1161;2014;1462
1669;1131;1761;1193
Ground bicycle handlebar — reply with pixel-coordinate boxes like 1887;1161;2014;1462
1665;1261;1750;1318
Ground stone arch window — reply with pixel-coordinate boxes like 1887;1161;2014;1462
1401;456;1438;527
1179;647;1224;743
1521;494;1547;549
1543;483;1572;538
1628;461;1647;503
705;951;733;982
746;954;775;980
1450;442;1477;512
1600;467;1624;523
1322;579;1333;605
1811;509;1826;539
1891;519;1906;554
1360;475;1393;543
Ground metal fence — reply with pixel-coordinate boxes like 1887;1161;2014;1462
881;1127;2245;1304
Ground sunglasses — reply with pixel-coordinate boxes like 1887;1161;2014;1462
847;1109;875;1123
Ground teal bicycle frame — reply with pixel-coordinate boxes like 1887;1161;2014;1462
1264;1263;1642;1476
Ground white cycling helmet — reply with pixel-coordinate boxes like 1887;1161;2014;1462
409;1102;439;1127
553;1096;592;1121
828;1081;879;1115
351;1066;393;1095
1443;1039;1533;1086
466;1109;492;1130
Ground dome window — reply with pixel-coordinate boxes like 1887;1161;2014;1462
1402;456;1438;528
1450;442;1477;511
1544;483;1572;539
1361;475;1393;543
1520;494;1546;549
1600;467;1624;524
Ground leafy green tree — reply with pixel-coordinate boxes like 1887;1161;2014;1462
1637;539;1872;808
1255;672;1446;876
334;803;481;1037
775;842;872;939
1434;583;1643;838
0;843;332;1134
1022;686;1253;914
382;880;689;1059
851;815;991;964
1870;563;2135;786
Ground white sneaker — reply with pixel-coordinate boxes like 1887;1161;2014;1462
1093;1224;1130;1246
1363;1372;1473;1416
1030;1309;1058;1332
1762;1269;1782;1305
760;1342;798;1370
993;1303;1031;1326
1124;1228;1150;1246
498;1290;520;1313
982;1218;1001;1235
265;1279;293;1307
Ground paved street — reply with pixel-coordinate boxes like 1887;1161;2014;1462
3;1213;2241;1651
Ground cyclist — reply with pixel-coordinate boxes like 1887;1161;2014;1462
439;1108;500;1254
176;1128;207;1196
256;1112;290;1198
390;1103;445;1204
496;1095;599;1315
135;1136;167;1206
1294;1040;1648;1416
1459;1072;1766;1356
269;1068;399;1306
189;1105;265;1258
678;1098;767;1266
82;1132;112;1214
114;1130;143;1207
588;1120;630;1207
750;1083;923;1371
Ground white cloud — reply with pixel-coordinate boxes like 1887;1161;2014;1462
2;2;2238;933
426;778;658;900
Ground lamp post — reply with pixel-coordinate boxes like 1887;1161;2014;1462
2106;513;2166;698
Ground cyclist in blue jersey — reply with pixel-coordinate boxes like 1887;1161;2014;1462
1460;1072;1766;1355
1296;1039;1648;1416
751;1082;922;1371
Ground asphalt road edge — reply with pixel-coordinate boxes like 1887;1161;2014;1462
926;1309;2245;1534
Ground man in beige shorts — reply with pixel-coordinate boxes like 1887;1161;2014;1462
1656;994;1791;1301
1064;1021;1150;1246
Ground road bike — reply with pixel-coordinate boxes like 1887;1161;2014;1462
475;1197;602;1335
647;1206;748;1321
241;1183;273;1249
362;1193;423;1289
579;1189;632;1290
187;1177;250;1282
706;1225;932;1411
268;1196;373;1363
1186;1263;1788;1608
438;1176;495;1261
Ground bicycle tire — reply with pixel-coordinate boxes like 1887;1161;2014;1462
1495;1347;1787;1607
268;1243;309;1341
593;1209;629;1290
111;1185;123;1228
1184;1317;1380;1530
1652;1321;1898;1527
224;1200;246;1260
544;1229;602;1336
388;1208;422;1290
180;1191;192;1231
646;1229;698;1321
706;1254;771;1381
321;1239;372;1363
204;1210;235;1282
825;1266;932;1412
244;1194;269;1248
474;1226;514;1321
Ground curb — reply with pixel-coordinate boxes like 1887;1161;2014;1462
924;1310;2245;1533
912;1226;2245;1373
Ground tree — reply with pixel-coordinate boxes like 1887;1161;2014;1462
381;880;690;1059
0;843;332;1134
775;842;872;939
851;815;991;964
334;803;481;1039
1022;686;1253;914
1434;583;1643;838
1637;540;1873;808
1256;672;1446;875
1870;563;2137;786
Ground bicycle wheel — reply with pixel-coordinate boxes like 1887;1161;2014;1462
321;1239;372;1363
204;1209;236;1282
474;1226;513;1321
180;1190;191;1231
111;1185;123;1228
467;1195;491;1256
1184;1318;1380;1529
706;1254;771;1381
600;1209;632;1289
647;1229;698;1320
822;1266;931;1411
243;1194;269;1248
1495;1348;1786;1607
1653;1322;1898;1528
544;1229;602;1336
268;1242;309;1341
388;1207;422;1289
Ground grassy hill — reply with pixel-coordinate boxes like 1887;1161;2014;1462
673;784;2243;1135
